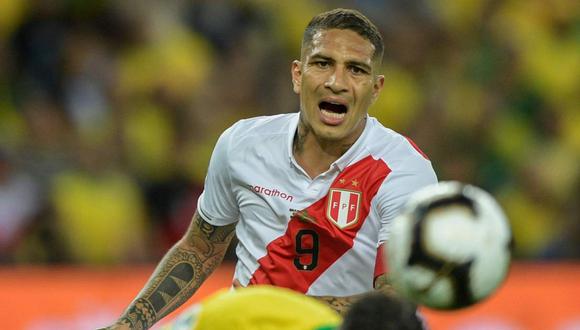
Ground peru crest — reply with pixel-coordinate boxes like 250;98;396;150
326;188;361;229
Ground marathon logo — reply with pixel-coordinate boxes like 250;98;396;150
250;185;294;202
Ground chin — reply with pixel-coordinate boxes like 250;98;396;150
313;126;348;141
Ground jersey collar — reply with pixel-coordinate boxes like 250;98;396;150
331;115;371;172
287;112;371;173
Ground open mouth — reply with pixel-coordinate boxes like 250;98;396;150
318;101;348;125
319;101;348;114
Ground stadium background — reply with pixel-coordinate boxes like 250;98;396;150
0;0;578;329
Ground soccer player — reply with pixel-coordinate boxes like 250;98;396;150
101;8;436;329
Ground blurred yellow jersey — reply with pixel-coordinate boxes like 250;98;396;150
160;285;341;330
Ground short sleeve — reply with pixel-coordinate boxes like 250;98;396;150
197;125;240;226
376;160;437;244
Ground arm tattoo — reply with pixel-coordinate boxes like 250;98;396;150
313;274;396;316
192;216;235;243
313;295;361;316
117;212;236;329
374;273;397;296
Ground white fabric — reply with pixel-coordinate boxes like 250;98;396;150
198;112;437;296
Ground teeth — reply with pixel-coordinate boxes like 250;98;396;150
321;109;345;119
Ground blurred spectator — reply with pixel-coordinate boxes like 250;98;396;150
10;0;67;103
0;150;41;262
50;142;150;264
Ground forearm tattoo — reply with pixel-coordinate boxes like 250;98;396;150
314;295;361;316
314;274;396;316
374;273;397;296
117;213;236;329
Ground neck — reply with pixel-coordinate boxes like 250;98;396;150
293;117;364;178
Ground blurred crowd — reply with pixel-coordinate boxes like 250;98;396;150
0;0;578;264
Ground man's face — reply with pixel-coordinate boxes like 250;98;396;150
292;28;384;143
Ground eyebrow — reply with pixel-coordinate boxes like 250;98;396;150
309;54;372;72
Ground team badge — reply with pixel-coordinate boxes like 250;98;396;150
326;189;361;229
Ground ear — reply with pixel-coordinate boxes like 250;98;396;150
291;60;302;94
371;74;385;102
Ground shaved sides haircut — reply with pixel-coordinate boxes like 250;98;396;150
302;8;384;63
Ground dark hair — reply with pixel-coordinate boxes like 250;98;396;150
340;293;424;330
302;8;384;63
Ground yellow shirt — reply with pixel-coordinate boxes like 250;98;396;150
161;285;341;330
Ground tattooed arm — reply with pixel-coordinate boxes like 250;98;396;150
312;273;396;315
101;211;236;330
312;295;363;316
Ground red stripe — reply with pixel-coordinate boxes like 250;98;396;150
374;244;387;283
405;136;429;160
249;156;391;293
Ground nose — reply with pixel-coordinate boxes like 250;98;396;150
324;67;348;93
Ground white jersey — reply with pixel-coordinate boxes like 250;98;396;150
198;113;437;296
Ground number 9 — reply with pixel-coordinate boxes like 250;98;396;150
293;229;319;271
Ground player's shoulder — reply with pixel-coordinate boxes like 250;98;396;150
366;117;431;168
365;118;437;198
217;113;296;152
227;113;297;138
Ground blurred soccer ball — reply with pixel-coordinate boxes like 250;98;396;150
386;181;512;310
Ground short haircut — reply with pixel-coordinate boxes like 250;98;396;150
340;293;424;330
302;8;384;64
